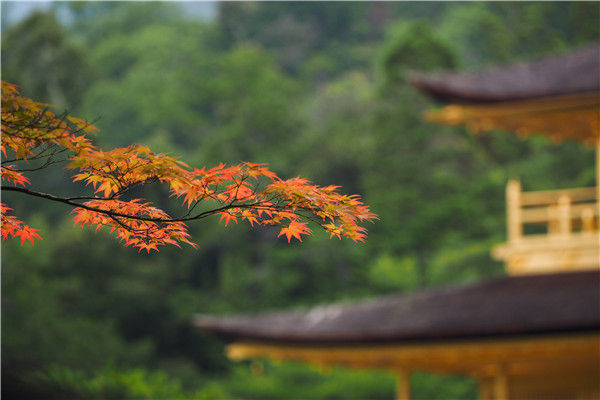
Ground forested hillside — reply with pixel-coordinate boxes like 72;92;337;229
2;3;598;399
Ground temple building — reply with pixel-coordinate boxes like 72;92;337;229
411;44;600;276
195;45;600;400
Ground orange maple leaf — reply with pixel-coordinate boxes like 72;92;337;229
278;220;311;243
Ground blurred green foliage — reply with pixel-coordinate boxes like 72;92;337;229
23;365;225;399
2;2;598;399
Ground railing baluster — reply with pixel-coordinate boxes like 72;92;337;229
581;208;595;232
507;179;522;243
557;195;572;237
547;204;558;235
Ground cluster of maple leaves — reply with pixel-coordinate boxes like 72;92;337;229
1;80;377;251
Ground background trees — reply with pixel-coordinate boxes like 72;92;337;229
2;2;598;399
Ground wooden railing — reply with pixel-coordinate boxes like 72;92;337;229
496;180;599;274
506;180;598;243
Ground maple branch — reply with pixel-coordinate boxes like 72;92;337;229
2;143;66;165
4;158;69;172
1;185;265;223
180;196;205;218
2;185;114;207
107;213;151;234
2;81;376;248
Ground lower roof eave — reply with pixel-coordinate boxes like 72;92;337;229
200;325;600;348
225;331;600;377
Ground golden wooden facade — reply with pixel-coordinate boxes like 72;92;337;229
228;333;600;400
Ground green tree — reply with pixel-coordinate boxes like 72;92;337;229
1;11;93;108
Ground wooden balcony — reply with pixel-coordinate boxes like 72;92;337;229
493;180;600;275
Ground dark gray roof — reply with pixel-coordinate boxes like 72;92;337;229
195;270;600;345
411;44;600;103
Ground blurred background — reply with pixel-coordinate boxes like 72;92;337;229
1;2;598;399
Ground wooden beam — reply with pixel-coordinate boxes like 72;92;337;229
424;92;600;145
492;231;599;274
520;186;597;206
226;333;600;376
520;202;597;224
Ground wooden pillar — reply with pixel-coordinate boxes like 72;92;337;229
493;364;509;400
396;370;411;400
596;137;599;237
478;378;493;400
507;179;522;243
